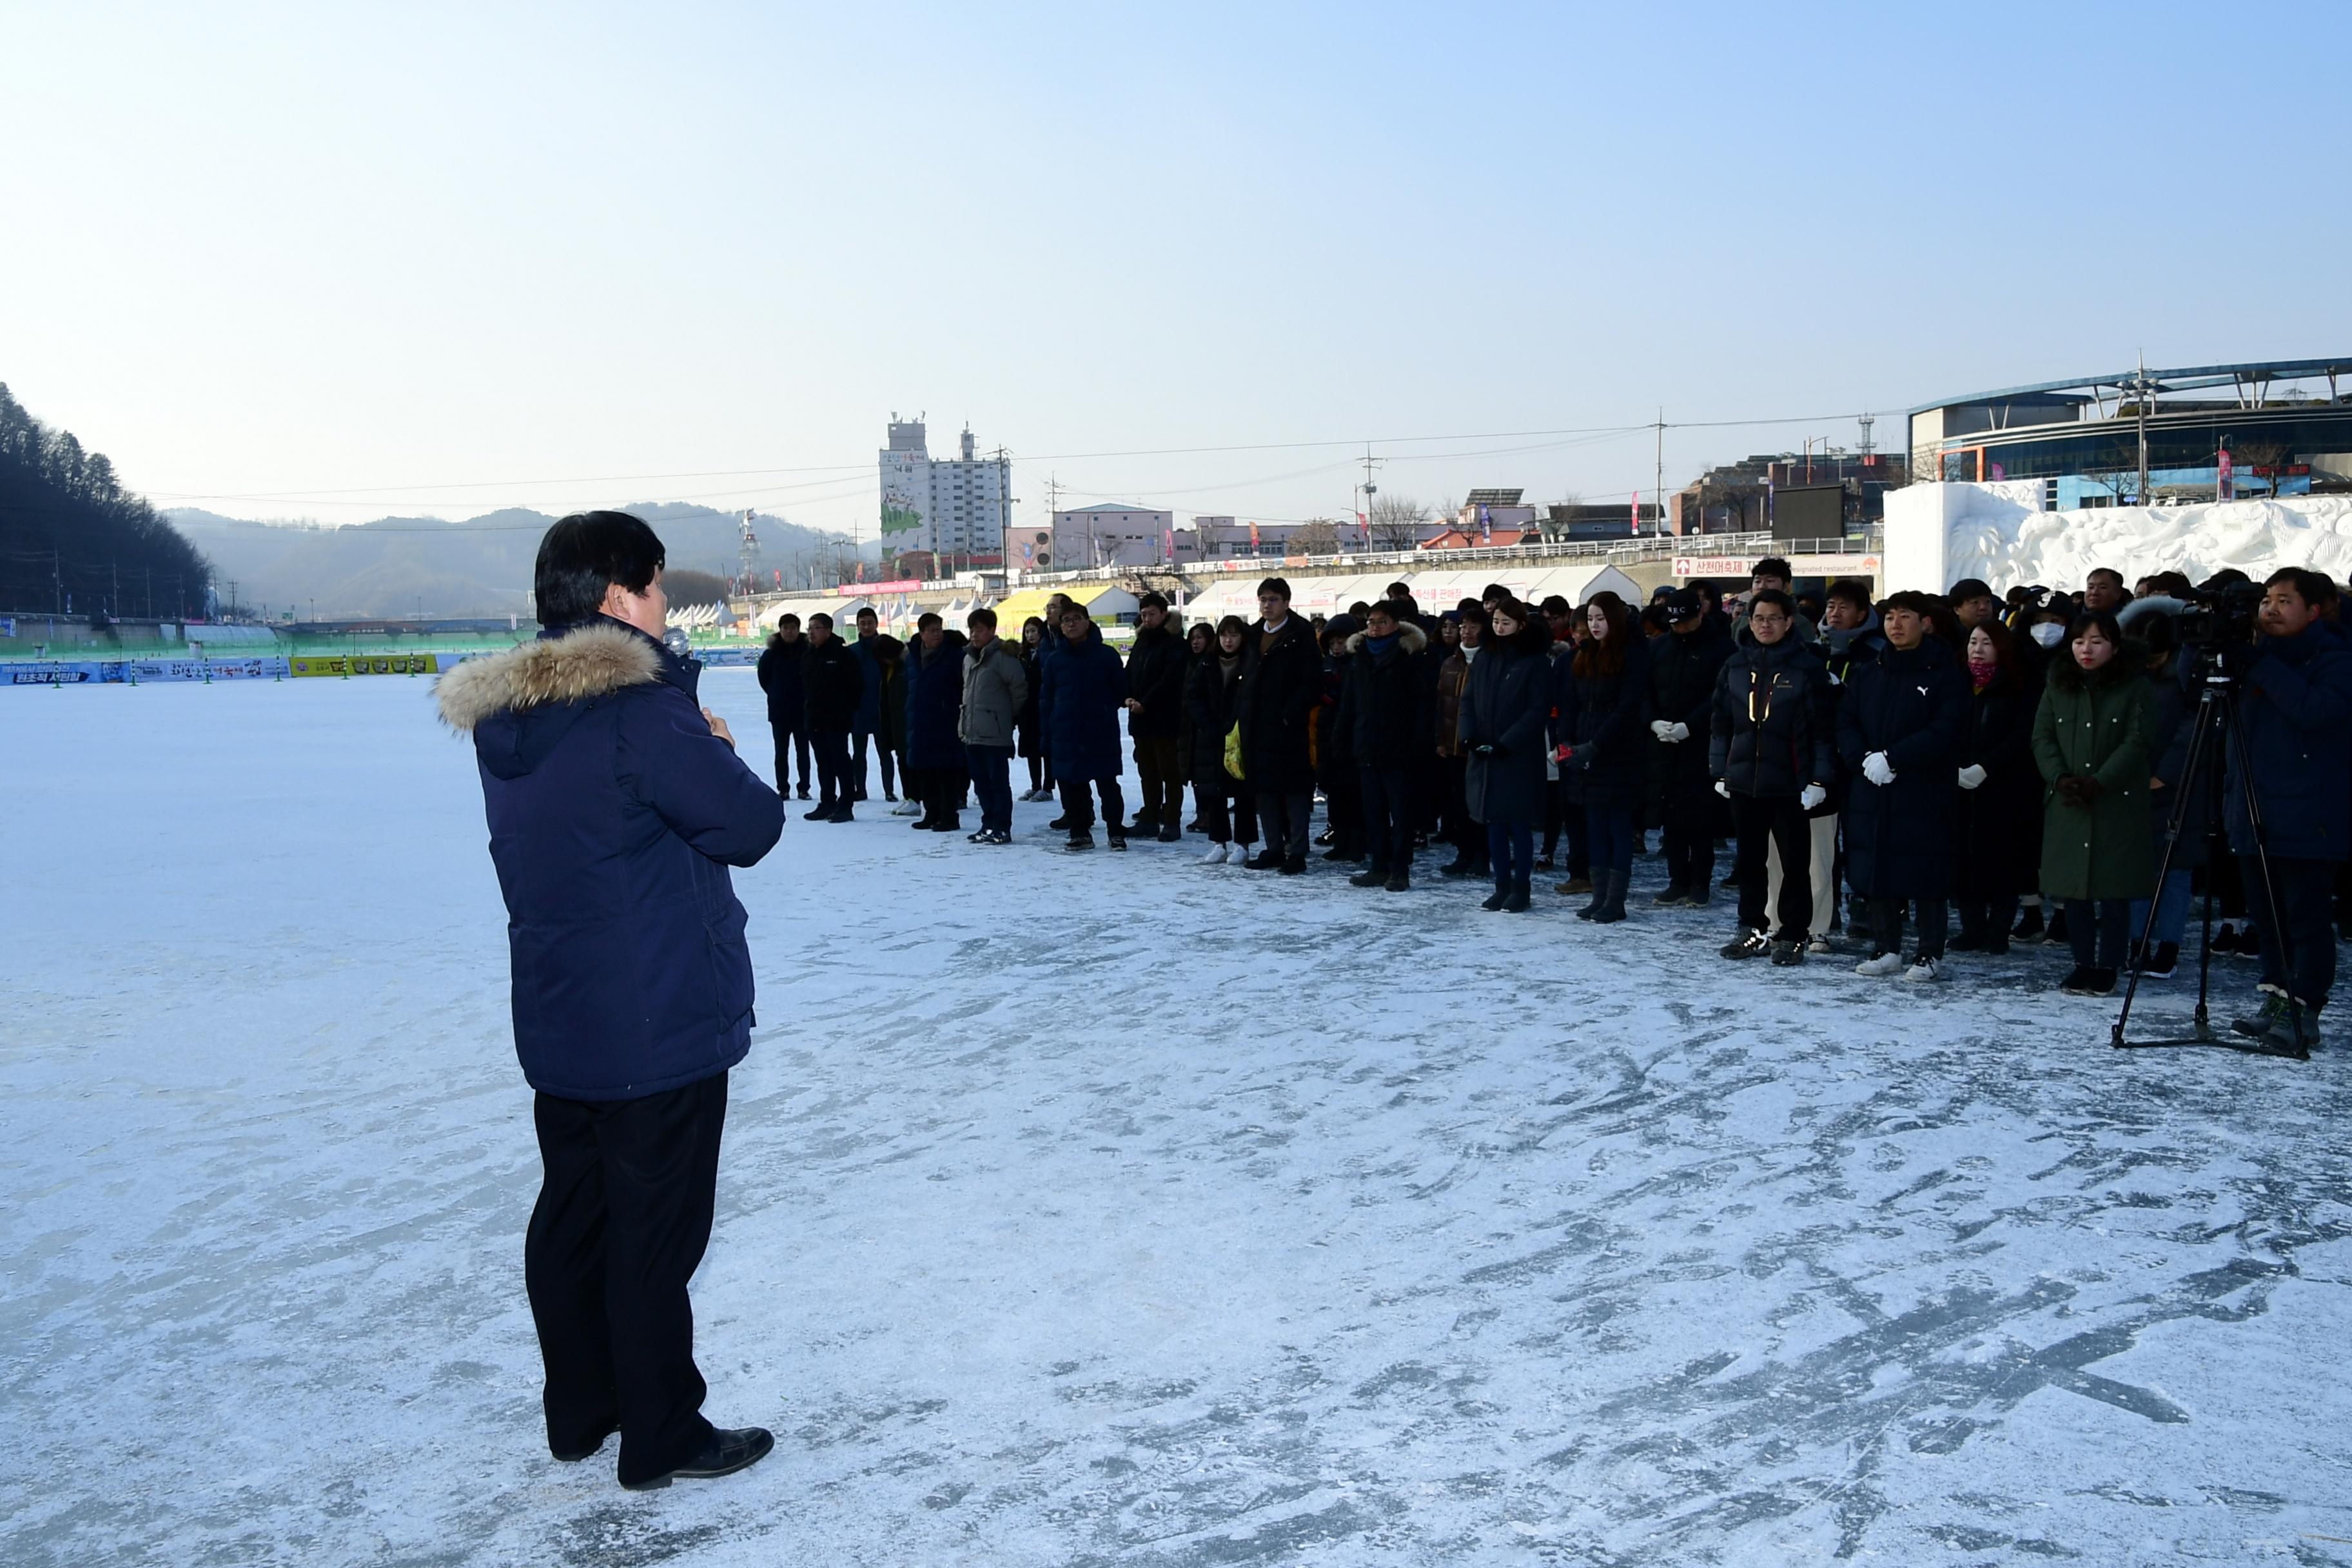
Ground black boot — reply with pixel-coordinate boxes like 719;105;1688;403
1591;869;1630;924
1348;867;1386;888
1440;850;1475;877
1502;880;1531;914
1480;883;1509;912
1385;868;1411;892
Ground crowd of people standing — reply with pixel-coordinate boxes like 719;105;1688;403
757;556;2352;1057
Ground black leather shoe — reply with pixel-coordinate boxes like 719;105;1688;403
620;1426;775;1491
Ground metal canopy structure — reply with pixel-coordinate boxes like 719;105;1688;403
1910;358;2352;417
1464;487;1525;506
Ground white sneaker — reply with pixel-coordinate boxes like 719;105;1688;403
1854;952;1905;977
1902;954;1947;983
892;799;921;816
1199;842;1230;865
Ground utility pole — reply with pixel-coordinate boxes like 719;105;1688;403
1357;444;1384;553
2132;352;2153;504
53;547;61;614
1653;409;1665;538
993;446;1011;572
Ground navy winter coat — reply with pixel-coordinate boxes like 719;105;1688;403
756;634;806;725
1648;620;1736;791
901;629;970;772
437;619;784;1102
1837;635;1970;900
801;632;864;734
1123;622;1188;740
1554;636;1654;809
2226;620;2352;861
1041;625;1127;781
1459;620;1556;825
1335;622;1433;769
1954;670;2044;899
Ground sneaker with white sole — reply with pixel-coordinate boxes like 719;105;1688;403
1806;934;1833;956
891;799;921;816
1902;954;1947;983
1854;951;1905;977
1199;842;1230;865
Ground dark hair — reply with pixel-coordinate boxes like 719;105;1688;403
534;511;665;627
1481;582;1510;603
1215;614;1250;637
916;611;943;630
1187;620;1212;650
1457;603;1491;631
856;605;878;621
2265;566;2337;609
808;611;834;631
1257;577;1292;602
1348;600;1371;618
966;606;997;630
1572;591;1631;678
1385;581;1410;598
1021;616;1046;641
1366;598;1406;625
1883;589;1941;619
1948;577;1994;603
1965;616;2023;688
1693;580;1723;609
1752;556;1794;582
1825;578;1873;613
1455;597;1484;616
1137;591;1168;611
2064;609;2125;650
2086;567;2125;588
1538;594;1571;616
1059;600;1091;621
1747;587;1796;618
776;612;801;627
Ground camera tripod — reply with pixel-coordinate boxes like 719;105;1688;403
2112;658;2307;1059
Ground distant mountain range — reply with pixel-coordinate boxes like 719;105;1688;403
163;503;866;620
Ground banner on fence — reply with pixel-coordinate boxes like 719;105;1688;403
6;657;290;685
289;654;444;677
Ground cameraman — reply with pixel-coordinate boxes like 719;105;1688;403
2226;567;2352;1053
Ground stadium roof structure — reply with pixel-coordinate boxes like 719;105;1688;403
1910;358;2352;417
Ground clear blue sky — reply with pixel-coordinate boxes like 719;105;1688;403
4;1;2344;540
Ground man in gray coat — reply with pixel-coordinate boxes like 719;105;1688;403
959;606;1029;843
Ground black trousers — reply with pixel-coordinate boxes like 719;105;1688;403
1360;765;1415;872
812;729;851;809
1660;779;1716;893
526;1072;728;1487
1059;773;1125;832
1730;792;1812;937
1870;896;1949;959
769;721;810;793
1133;736;1183;825
852;729;896;797
1255;789;1315;858
909;766;962;825
2243;854;2341;1010
1195;769;1257;845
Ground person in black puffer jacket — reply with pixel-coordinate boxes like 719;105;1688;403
1553;591;1652;923
1184;614;1257;863
1316;614;1364;863
1460;598;1555;912
754;616;811;798
1122;593;1189;839
1709;589;1836;961
900;613;970;832
1838;591;1971;977
1646;588;1735;906
1335;599;1431;890
800;612;865;821
1950;617;2044;954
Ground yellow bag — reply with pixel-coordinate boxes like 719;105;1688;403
1223;721;1246;781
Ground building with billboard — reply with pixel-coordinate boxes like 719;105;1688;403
877;416;1009;569
1907;358;2352;508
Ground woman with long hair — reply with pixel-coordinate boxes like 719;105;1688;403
1017;616;1051;798
1458;598;1554;912
2032;609;2157;995
1950;617;2043;953
1184;614;1259;863
1554;591;1652;922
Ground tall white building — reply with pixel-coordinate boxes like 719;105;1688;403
878;416;1009;565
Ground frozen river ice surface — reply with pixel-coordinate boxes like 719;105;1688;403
4;669;2351;1565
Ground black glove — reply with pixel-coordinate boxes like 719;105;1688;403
2073;773;2104;804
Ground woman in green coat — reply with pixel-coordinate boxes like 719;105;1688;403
2032;610;2157;996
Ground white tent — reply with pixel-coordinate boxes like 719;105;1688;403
1181;581;1259;622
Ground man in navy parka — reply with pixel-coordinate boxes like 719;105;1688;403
436;511;783;1492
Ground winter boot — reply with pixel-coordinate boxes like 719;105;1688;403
2147;941;2179;978
1279;851;1307;876
1385;869;1411;893
1065;827;1094;852
1591;869;1630;924
1440;850;1475;878
2011;903;2044;943
1107;831;1128;852
1652;881;1692;907
1047;812;1073;832
1948;905;1987;952
1349;867;1386;888
1721;929;1770;960
1243;848;1284;870
2059;964;2113;996
1157;825;1181;844
2262;1000;2320;1057
1556;874;1594;898
1480;883;1510;912
1502;880;1532;914
2231;988;2289;1039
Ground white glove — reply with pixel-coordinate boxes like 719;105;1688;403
1957;763;1987;790
1799;783;1827;810
1661;721;1689;743
1714;778;1731;799
1650;719;1672;740
1863;752;1896;787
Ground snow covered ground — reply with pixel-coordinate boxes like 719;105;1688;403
6;667;2352;1566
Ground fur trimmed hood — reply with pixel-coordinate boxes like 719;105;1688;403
1342;621;1428;658
435;622;663;732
